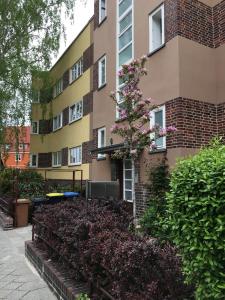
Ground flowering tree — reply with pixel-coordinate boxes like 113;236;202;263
110;56;176;218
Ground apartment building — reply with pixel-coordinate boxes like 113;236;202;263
2;126;30;169
30;18;94;183
91;0;225;217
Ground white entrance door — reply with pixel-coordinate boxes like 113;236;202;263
123;159;133;202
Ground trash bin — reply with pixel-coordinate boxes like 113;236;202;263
46;193;64;204
63;192;80;200
14;199;30;227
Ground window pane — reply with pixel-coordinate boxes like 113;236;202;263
119;44;132;66
120;11;132;33
125;190;132;201
124;159;132;169
119;0;132;17
119;26;132;50
100;0;106;20
155;110;163;127
125;170;132;179
101;59;106;84
152;10;163;51
156;137;164;148
125;180;132;190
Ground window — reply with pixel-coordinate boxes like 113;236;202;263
53;113;63;131
69;100;83;123
52;151;62;167
31;121;39;134
98;56;106;88
32;90;40;103
150;105;166;149
69;146;82;165
117;0;133;68
53;78;63;97
99;0;107;23
70;57;83;82
15;153;22;162
30;154;38;167
149;4;165;53
123;159;133;202
98;127;106;159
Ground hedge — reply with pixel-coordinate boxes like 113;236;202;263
166;141;225;299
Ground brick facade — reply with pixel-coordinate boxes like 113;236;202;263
166;98;225;148
165;0;225;49
83;91;93;116
38;153;52;168
83;44;94;73
82;141;93;164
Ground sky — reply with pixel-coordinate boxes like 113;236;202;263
51;0;94;66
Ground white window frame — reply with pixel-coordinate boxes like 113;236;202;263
69;100;83;123
150;105;166;149
52;151;62;167
31;121;39;134
30;154;38;168
69;146;82;166
149;4;165;54
53;112;63;131
116;0;133;118
53;78;63;98
97;127;106;159
70;57;83;83
123;159;134;202
99;0;107;24
98;55;107;88
15;153;22;162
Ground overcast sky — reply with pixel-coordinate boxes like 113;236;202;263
51;0;94;66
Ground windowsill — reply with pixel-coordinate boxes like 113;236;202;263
149;148;167;155
31;132;39;135
53;126;63;133
98;16;107;27
69;116;83;125
69;73;83;86
98;83;107;91
52;165;62;168
148;43;166;57
29;166;37;168
68;163;82;167
97;156;106;161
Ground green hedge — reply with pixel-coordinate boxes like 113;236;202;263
166;141;225;299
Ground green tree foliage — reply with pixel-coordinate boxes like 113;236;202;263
0;0;76;136
166;140;225;299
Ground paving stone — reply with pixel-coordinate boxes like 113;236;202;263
0;227;56;300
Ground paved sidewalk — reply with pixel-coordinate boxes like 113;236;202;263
0;226;56;300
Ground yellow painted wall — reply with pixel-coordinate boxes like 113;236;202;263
30;20;93;181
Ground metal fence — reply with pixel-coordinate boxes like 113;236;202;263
86;181;120;201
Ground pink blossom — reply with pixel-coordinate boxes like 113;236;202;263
167;126;177;132
110;124;119;133
118;70;124;77
130;149;137;155
120;109;128;119
144;98;152;104
159;129;167;137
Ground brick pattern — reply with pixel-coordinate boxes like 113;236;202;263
39;119;52;134
63;70;70;90
166;98;218;148
217;102;225;140
94;0;99;30
83;44;94;73
63;107;69;126
93;61;98;91
91;128;98;159
165;0;225;49
38;153;52;168
135;183;150;219
82;141;93;164
83;91;93;116
62;147;68;166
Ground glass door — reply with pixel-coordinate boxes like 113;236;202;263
123;159;133;202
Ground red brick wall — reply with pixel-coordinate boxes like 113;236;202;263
165;0;225;49
166;98;221;148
